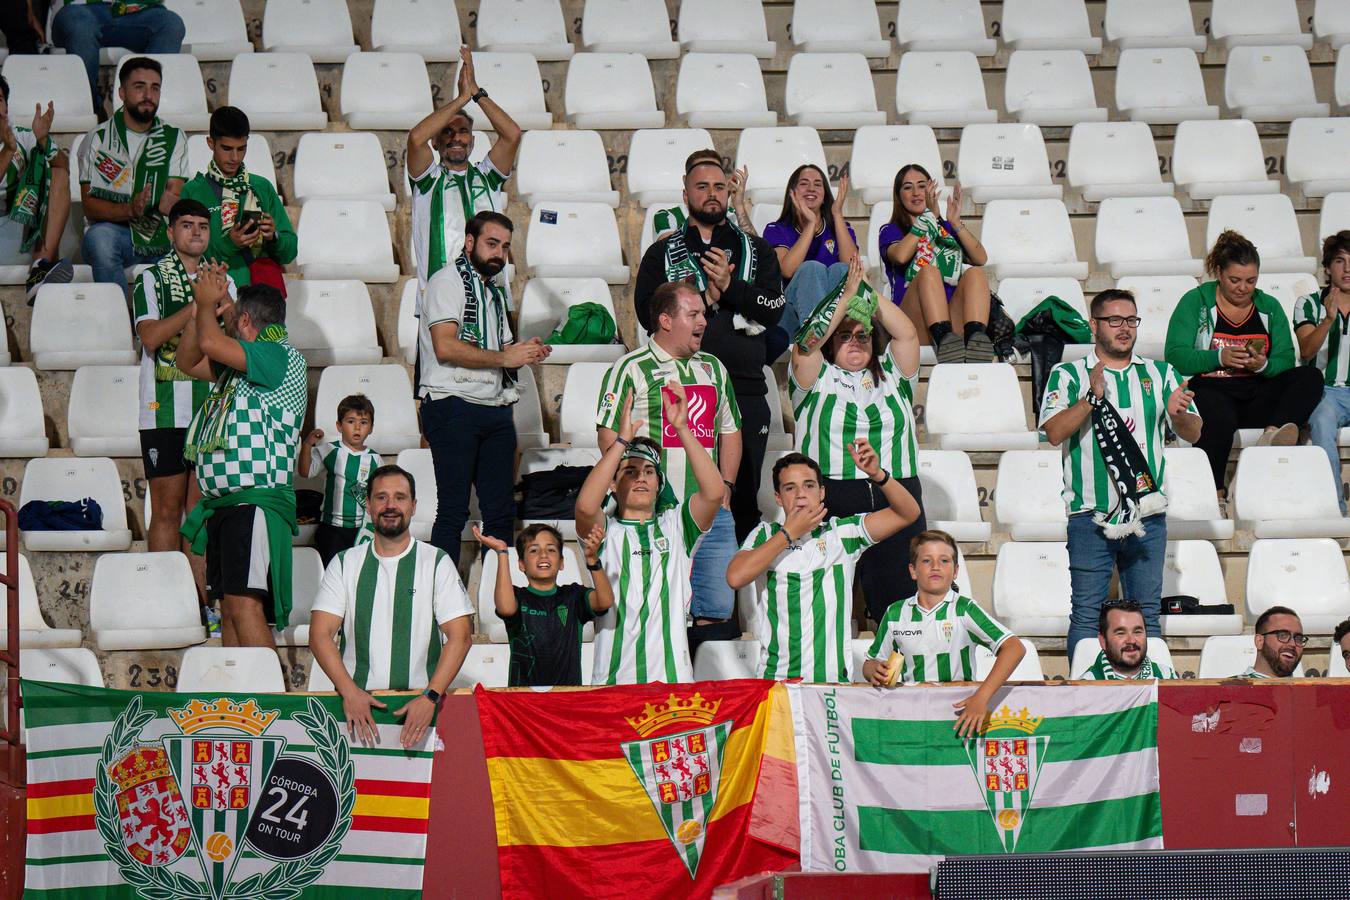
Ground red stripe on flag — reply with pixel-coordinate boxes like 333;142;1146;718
354;779;431;798
351;814;428;834
27;814;95;834
27;778;95;799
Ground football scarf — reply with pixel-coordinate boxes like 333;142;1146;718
204;158;259;238
184;323;289;457
86;110;182;256
426;164;499;279
8;128;51;253
1089;391;1167;538
145;252;196;382
794;269;881;353
905;210;963;288
455;250;519;395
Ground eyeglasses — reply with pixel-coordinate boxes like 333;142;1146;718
835;331;870;345
1093;316;1142;328
1259;629;1310;646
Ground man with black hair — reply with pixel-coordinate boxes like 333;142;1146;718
180;106;295;288
0;75;74;301
1081;600;1176;680
52;1;184;112
1241;606;1306;679
1333;617;1350;675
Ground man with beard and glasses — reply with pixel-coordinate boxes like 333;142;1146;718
1081;600;1176;680
419;211;550;564
1240;606;1307;679
77;56;189;296
310;465;473;749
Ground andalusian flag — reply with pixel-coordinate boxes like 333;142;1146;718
792;683;1163;872
476;680;798;899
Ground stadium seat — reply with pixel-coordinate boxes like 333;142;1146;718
1206;195;1316;274
1117;276;1198;359
293;132;396;211
31;284;135;370
186;134;275;187
581;0;678;57
850;126;943;206
557;362;610;447
315;365;421;454
993;542;1072;636
68;366;139;457
755;450;791;521
1321;193;1350;243
18;457;132;552
735;127;828;205
995;450;1068;541
1245;539;1350;634
1066;121;1171;202
91;551;202;650
1160;540;1245;637
19;648;104;687
262;0;359;62
517;131;620;207
761;366;793;452
1210;0;1312;50
341;52;434;130
393;448;439;542
307;662;335;691
456;52;554;131
524;203;630;284
1004;50;1107;127
512;365;550;452
1339;48;1350;112
110;53;208;131
791;0;890;57
477;0;574;60
0;553;79;649
1224;46;1330;122
274;546;323;647
563;53;665;130
1095;197;1202;279
1171;119;1278;200
295;200;399;283
1068;637;1173;679
981;199;1088;280
1287;117;1350;197
1255;272;1320;323
165;0;252;61
396;278;418;365
478;544;592;643
627;129;715;207
784;53;886;129
517;278;625;363
894;51;998;127
1;55;97;133
677;0;775;58
370;0;463;60
894;0;996;56
693;639;761;680
975;638;1046;681
1160;446;1237;541
0;368;50;458
1102;0;1207;51
676;53;776;129
993;277;1092;360
226;53;328;131
925;364;1039;451
283;280;383;367
178;647;286;692
1001;0;1102;53
452;643;511;688
956;123;1062;203
1315;0;1350;49
1115;49;1220;125
915;450;992;543
518;447;602;540
1233;447;1350;539
1198;635;1305;678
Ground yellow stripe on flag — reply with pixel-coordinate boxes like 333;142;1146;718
764;682;796;764
352;794;430;820
28;794;94;820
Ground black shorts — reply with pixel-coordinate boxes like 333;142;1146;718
205;504;276;621
141;428;192;479
315;522;360;568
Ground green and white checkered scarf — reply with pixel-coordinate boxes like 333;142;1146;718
184;323;289;457
905;210;963;288
86;110;182;256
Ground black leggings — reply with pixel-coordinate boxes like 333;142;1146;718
822;475;927;624
1190;367;1325;490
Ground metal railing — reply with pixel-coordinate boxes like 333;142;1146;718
0;499;21;787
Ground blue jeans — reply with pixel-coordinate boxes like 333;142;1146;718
689;506;736;620
1309;384;1350;513
1066;512;1166;651
82;221;162;298
52;2;186;109
767;260;850;362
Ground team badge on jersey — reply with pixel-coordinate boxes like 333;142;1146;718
964;705;1048;853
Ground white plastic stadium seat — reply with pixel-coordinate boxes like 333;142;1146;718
1160;540;1245;637
517;278;624;363
262;0;359;62
1224;46;1330;122
1161;446;1236;541
315;365;421;454
762;366;793;452
850;126;943;206
1321;193;1350;244
0;554;79;649
1171;120;1278;201
1316;0;1350;49
1339;48;1350;113
456;52;554;131
627;129;715;207
792;0;889;57
925;364;1039;451
735;127;828;205
956;124;1062;204
678;0;775;58
91;551;202;650
274;546;323;647
1234;448;1350;539
1287;118;1350;198
582;0;678;58
477;0;574;59
676;54;777;129
785;53;885;129
895;0;996;56
227;53;328;131
975;638;1045;681
110;54;208;130
20;648;104;687
756;450;791;522
31;284;135;370
693;640;761;680
1004;50;1107;127
1001;0;1102;53
995;450;1068;541
187;134;275;188
165;0;252;61
283;281;382;367
293;133;395;211
19;457;132;552
371;0;463;60
994;278;1092;361
1069;637;1173;679
295;200;399;283
68;366;138;457
557;362;611;447
563;53;665;130
1066;122;1171;202
981;199;1088;280
1095;197;1202;279
179;647;286;692
1198;635;1304;678
513;365;550;452
396;278;418;365
525;203;629;284
894;51;998;127
1115;49;1220;125
1206;195;1316;274
1119;276;1197;360
478;545;592;643
0;368;50;458
993;542;1072;636
451;644;511;688
394;448;438;542
1;55;97;133
1245;539;1350;634
1103;0;1206;51
518;447;602;540
1210;0;1312;50
307;662;335;691
915;450;992;543
517;131;620;207
1256;272;1321;326
341;52;433;130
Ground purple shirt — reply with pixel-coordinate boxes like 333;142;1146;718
763;219;857;272
878;221;958;306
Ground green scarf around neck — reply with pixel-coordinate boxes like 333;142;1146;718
88;110;180;256
205;158;258;233
9;131;51;253
183;323;289;458
147;252;197;381
181;485;298;627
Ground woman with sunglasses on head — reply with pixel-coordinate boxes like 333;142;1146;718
789;256;928;623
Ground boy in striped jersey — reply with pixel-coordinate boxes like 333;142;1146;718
727;445;919;684
1296;231;1350;513
864;530;1026;738
298;393;383;565
1081;600;1176;680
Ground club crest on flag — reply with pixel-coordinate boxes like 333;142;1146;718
963;705;1049;853
621;693;732;879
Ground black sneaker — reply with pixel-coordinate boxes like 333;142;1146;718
936;330;966;365
25;258;74;305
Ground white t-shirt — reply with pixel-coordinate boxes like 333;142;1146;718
416;262;517;405
77;123;189;190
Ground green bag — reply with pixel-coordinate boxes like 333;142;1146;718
1014;295;1092;344
545;302;618;345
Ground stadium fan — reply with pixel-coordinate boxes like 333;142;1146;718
1164;230;1324;497
297;393;383;566
52;0;185;112
77;56;189;297
180;106;296;289
1242;605;1307;679
727;445;919;683
789;256;929;622
310;464;473;748
879;164;992;363
577;383;724;685
1295;230;1350;513
1335;617;1350;673
1041;288;1202;650
1081;600;1178;680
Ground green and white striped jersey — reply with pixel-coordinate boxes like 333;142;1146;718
789;344;919;479
743;514;875;683
596;341;741;503
311;441;383;528
591;501;707;685
1039;352;1195;523
1081;648;1176;680
1238;666;1274;679
1294;290;1350;387
867;590;1013;684
311;538;472;691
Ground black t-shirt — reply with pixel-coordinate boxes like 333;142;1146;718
1205;304;1270;379
503;583;597;687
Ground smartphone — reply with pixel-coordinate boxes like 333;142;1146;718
1245;338;1263;355
236;209;262;231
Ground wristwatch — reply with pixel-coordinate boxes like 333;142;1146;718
471;88;489;103
422;687;442;704
586;560;604;572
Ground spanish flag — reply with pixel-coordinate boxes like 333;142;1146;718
476;679;799;899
